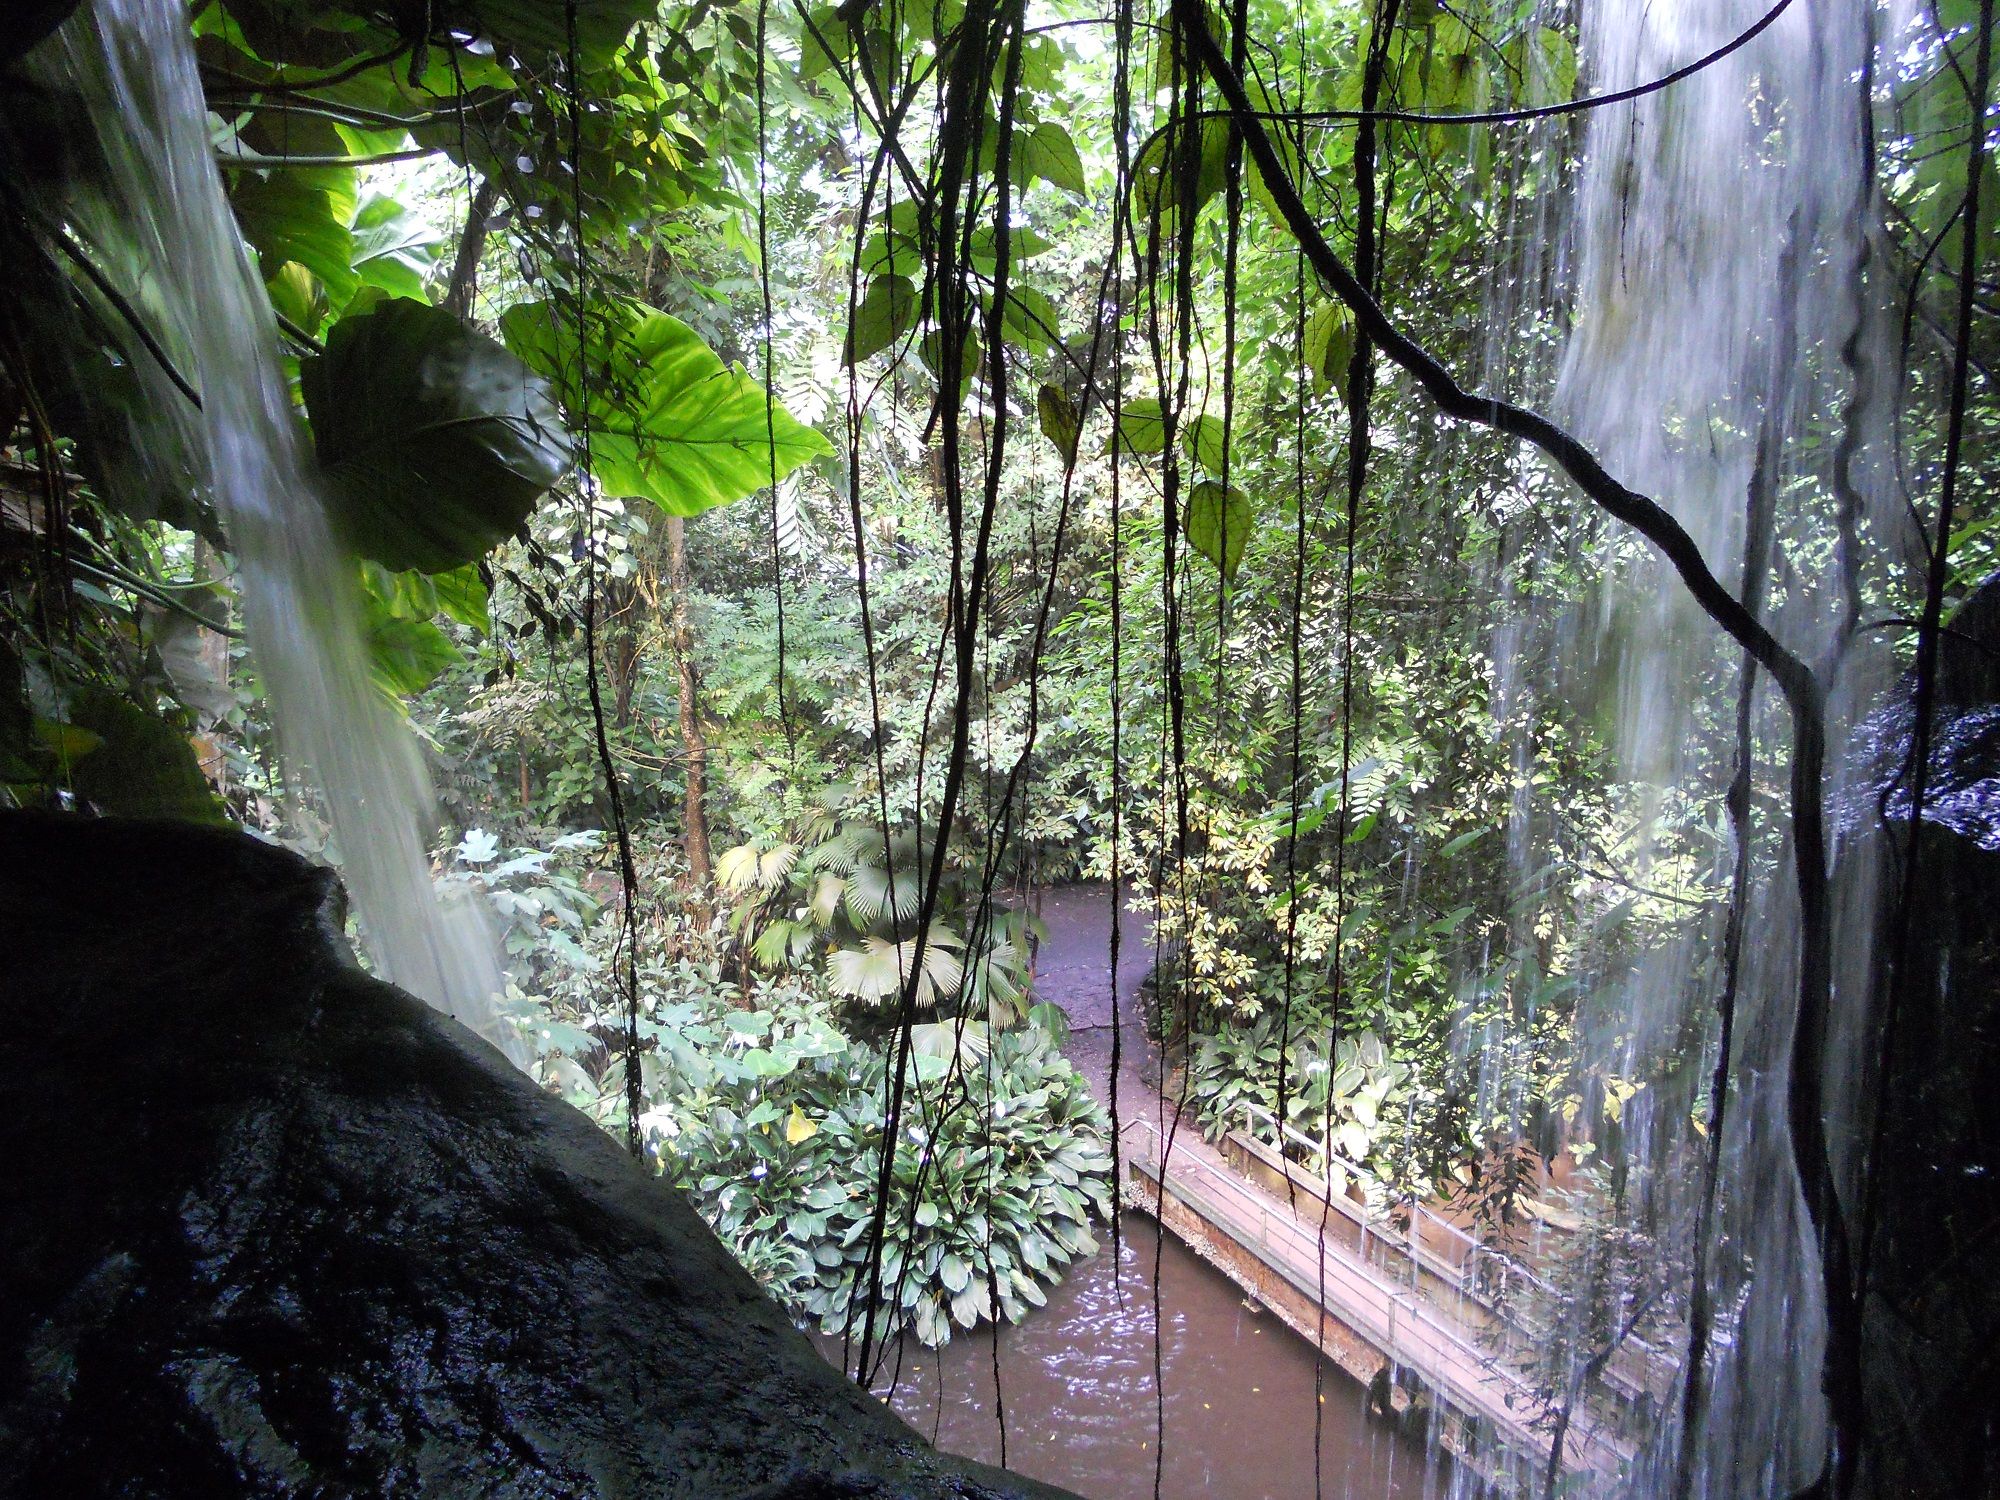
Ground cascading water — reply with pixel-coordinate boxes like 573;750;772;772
26;0;522;1062
1538;0;1913;1490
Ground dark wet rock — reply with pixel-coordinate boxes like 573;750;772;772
1840;574;2000;852
0;811;1073;1500
1837;576;2000;1497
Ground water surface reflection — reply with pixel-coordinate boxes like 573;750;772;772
826;1213;1449;1500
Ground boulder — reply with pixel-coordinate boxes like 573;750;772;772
0;811;1072;1500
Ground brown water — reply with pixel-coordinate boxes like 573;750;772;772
823;885;1450;1499
831;1211;1447;1500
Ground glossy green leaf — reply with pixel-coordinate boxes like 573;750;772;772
231;166;358;306
305;298;570;573
365;596;462;695
350;194;445;302
501;297;830;516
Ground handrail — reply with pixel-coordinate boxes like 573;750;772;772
1121;1115;1632;1479
1236;1099;1560;1303
1230;1101;1678;1393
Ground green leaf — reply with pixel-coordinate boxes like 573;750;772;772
1523;26;1576;108
349;194;445;302
305;298;570;573
1184;479;1252;580
500;297;830;517
230;166;359;307
1303;302;1356;396
1021;122;1086;196
32;717;103;762
1187;413;1227;472
446;0;651;66
1037;384;1081;467
1131;118;1230;233
364;597;462;695
845;275;919;365
61;689;227;824
997;285;1060;354
967;225;1053;273
919;327;980;398
429;563;490;631
1107;397;1167;456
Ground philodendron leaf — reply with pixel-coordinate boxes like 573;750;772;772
1184;479;1252;580
304;298;570;573
501;297;830;516
1037;384;1080;467
350;194;445;302
363;589;462;696
231;166;359;307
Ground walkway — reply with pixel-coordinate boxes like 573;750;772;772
1031;885;1630;1491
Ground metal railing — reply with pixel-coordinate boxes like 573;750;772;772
1120;1114;1633;1483
1234;1100;1559;1341
1230;1099;1678;1407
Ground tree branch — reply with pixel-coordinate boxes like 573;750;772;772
1167;5;1857;1490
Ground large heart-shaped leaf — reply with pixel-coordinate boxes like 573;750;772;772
350;194;445;302
1037;384;1081;467
500;297;830;516
230;166;359;308
303;298;570;573
845;275;919;365
1185;479;1253;580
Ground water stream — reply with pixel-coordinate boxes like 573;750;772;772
33;0;519;1060
1527;0;1907;1488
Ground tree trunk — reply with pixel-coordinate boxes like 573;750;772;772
664;513;710;888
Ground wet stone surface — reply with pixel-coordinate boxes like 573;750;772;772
0;812;1072;1500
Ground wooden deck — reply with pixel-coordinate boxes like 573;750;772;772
1118;1113;1633;1491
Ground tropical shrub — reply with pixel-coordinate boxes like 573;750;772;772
504;888;1112;1349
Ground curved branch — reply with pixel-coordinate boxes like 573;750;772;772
1168;4;1858;1490
1203;0;1795;129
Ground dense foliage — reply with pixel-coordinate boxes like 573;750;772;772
3;0;1995;1461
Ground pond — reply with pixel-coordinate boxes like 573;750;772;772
827;1210;1450;1500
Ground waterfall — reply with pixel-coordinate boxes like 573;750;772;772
1547;0;1907;1489
29;0;522;1063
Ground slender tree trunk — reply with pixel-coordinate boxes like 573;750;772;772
443;177;500;319
665;513;710;887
